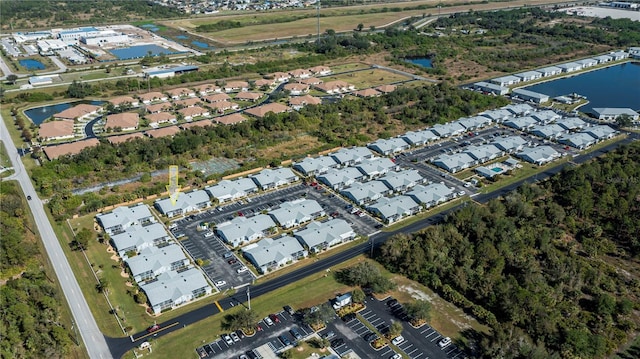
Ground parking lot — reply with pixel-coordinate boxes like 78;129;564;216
195;310;316;359
172;182;382;288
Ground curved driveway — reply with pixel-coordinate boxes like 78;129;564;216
0;113;112;359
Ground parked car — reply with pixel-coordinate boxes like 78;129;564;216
438;337;452;348
269;314;280;323
214;280;226;287
223;252;234;259
204;231;214;238
365;332;379;342
279;335;292;346
330;338;345;347
230;332;240;342
342;313;356;321
322;331;336;340
390;354;402;359
235;329;245;339
222;334;233;345
290;328;302;340
256;323;263;331
264;316;274;326
147;324;160;333
237;266;249;273
228;258;238;265
283;305;295;315
391;335;405;345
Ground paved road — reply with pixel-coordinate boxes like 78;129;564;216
0;113;112;359
110;132;639;358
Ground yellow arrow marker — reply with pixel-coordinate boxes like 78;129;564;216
166;165;181;205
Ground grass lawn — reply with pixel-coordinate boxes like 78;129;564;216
331;62;372;73
321;68;412;89
0;141;14;178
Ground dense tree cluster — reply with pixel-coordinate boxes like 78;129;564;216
0;0;182;30
377;143;640;358
335;261;396;293
0;182;73;358
33;83;506;219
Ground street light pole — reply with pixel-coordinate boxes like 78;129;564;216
247;287;251;310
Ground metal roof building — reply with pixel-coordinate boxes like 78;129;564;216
432;153;476;173
367;137;411;156
379;169;426;193
341;181;392;205
96;204;155;235
431;122;466;138
269;199;325;229
243;235;308;274
516;146;561;165
530;124;566;139
356;157;397;179
367;195;421;224
154;190;212;218
559;133;596;149
317;167;364;190
330;147;374;166
511;88;550;104
251;167;299;190
401;130;439;146
142;267;212;315
125;244;189;283
294;219;356;253
293;156;339;176
216;214;277;248
205;178;258;203
406;183;455;208
491;135;528;153
111;223;170;258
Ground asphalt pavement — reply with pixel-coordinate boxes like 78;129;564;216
1;113;112;358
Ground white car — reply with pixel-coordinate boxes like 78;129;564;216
438;337;452;348
214;280;226;287
390;354;402;359
237;266;248;273
391;335;404;345
264;316;274;326
230;332;240;342
222;334;233;345
204;231;214;238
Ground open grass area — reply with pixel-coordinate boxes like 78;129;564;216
383;196;469;233
478;160;558;194
323;68;412;89
0;141;14;178
330;62;372;73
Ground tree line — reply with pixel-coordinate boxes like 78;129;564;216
0;181;73;358
377;142;640;358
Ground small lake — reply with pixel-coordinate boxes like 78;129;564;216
523;62;640;115
405;57;433;68
175;35;188;40
19;59;45;70
25;100;104;125
191;41;209;48
109;45;176;60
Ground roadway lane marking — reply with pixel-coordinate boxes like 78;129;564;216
215;301;223;312
133;321;180;341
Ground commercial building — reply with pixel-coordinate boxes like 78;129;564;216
144;65;199;79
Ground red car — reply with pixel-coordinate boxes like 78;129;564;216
228;258;238;265
147;324;160;333
256;324;263;331
269;314;280;323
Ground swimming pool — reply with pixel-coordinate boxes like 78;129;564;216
491;167;503;173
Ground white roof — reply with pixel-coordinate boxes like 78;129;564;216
433;153;476;171
155;190;210;215
97;204;153;230
480;108;513;121
368;195;419;219
330;147;374;165
492;136;527;151
142;268;211;309
464;144;502;160
269;199;324;227
560;133;596;148
295;219;355;249
431;122;466;137
530;124;565;138
216;214;276;244
205;178;257;201
111;223;169;254
251;167;298;188
341;181;390;202
514;71;542;79
556;117;587;130
356;157;396;177
516;146;560;163
401;129;439;145
125;244;187;280
502;103;535;115
492;75;520;83
317;167;364;187
379;169;424;190
592;108;639;117
584;125;616;139
367;137;410;154
576;58;597;65
537;66;562;73
456;115;492;129
558;62;582;70
293;156;339;175
504;116;537;130
243;235;306;268
407;183;454;205
531;110;561;123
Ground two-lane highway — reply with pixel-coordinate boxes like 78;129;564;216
0;114;112;359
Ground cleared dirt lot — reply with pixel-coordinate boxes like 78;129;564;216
164;0;570;44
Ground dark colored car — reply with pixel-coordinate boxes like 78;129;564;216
27;195;32;200
322;331;336;340
236;329;245;339
283;305;295;315
147;324;160;333
279;335;292;346
342;313;356;321
365;332;379;342
290;328;302;340
228;258;238;264
269;314;280;323
331;338;345;347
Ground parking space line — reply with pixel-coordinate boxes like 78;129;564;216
420;327;432;334
430;335;442;342
446;347;457;354
425;331;437;338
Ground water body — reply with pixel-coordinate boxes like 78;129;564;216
109;45;175;60
25;100;104;125
175;35;188;40
524;62;640;115
405;57;433;68
19;59;45;70
140;24;159;32
191;41;209;48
